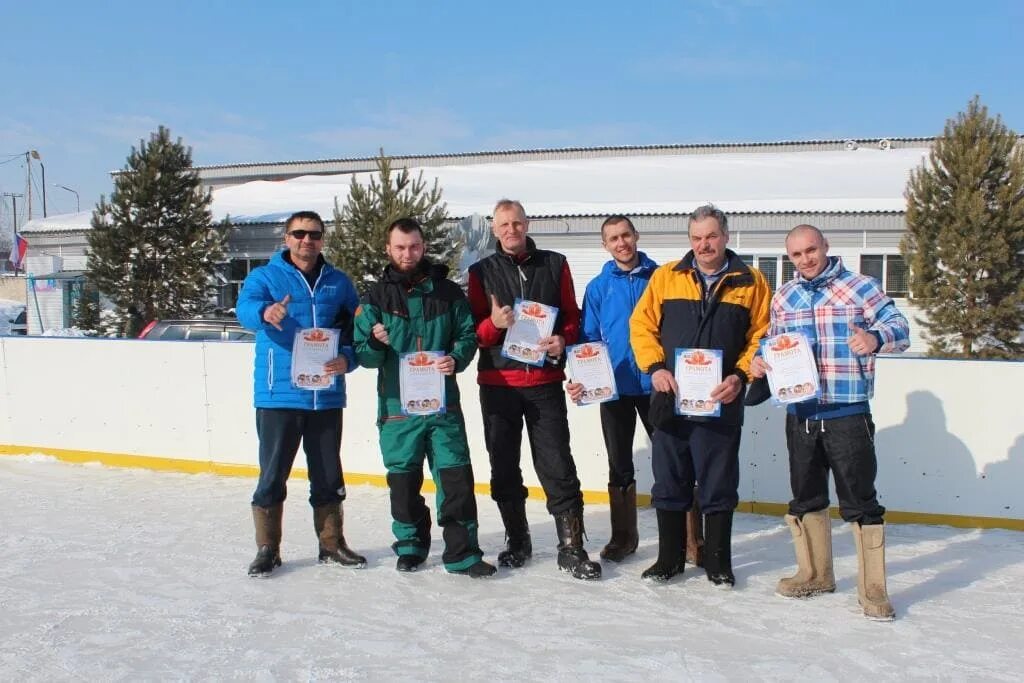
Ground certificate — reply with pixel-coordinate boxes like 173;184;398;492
501;298;558;367
399;351;446;416
760;332;821;405
566;342;619;405
291;328;340;390
674;348;722;417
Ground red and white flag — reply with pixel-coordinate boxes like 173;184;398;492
9;232;28;270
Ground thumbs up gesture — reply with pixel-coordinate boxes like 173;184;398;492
263;294;292;331
489;294;515;329
847;322;879;356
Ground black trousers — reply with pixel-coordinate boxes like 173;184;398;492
251;408;345;509
479;383;584;515
650;418;740;515
785;413;885;524
599;394;653;488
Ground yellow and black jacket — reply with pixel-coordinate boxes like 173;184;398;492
630;249;771;424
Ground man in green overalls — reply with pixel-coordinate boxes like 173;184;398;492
353;218;496;577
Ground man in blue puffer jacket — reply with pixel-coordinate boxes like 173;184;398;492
565;215;707;564
236;210;364;577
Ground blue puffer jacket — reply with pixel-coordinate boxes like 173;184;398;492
236;249;359;410
579;252;658;396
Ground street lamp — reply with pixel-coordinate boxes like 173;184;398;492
54;184;80;212
28;150;46;218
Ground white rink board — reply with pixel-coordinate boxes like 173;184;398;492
1;337;1021;522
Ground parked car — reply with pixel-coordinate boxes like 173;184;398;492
11;310;27;335
138;318;254;342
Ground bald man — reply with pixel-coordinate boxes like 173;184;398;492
749;224;909;620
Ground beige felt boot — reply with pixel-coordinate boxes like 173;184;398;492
853;522;896;621
777;510;836;598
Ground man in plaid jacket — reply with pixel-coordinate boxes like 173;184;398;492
750;224;909;621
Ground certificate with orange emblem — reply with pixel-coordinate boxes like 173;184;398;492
759;332;820;405
566;342;618;405
292;327;340;390
399;351;446;416
501;298;558;367
674;348;722;417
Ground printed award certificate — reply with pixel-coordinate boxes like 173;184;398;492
759;332;821;405
399;351;446;416
566;342;619;405
674;348;723;417
501;299;558;367
291;328;340;390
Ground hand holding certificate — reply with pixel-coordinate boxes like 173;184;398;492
674;348;723;417
566;342;618;405
759;332;820;404
399;351;446;416
292;328;340;390
501;298;558;367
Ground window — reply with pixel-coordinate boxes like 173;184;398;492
736;255;784;291
187;327;224;341
782;260;796;284
222;258;271;308
860;255;908;298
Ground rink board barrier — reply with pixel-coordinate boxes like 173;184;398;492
1;337;1021;531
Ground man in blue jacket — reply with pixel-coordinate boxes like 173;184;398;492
566;216;703;563
236;210;365;577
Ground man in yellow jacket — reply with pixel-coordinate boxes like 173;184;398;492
630;204;770;586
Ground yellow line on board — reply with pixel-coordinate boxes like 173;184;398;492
3;444;1021;531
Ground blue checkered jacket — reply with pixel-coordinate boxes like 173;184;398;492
767;257;909;404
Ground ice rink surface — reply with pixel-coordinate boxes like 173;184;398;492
2;455;1021;681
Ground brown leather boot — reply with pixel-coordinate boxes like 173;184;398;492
601;483;639;562
248;504;283;577
776;510;836;598
314;502;367;568
685;488;704;567
853;522;895;620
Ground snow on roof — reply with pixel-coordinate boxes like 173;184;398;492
21;147;930;232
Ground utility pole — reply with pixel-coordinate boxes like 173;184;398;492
25;152;32;221
3;192;25;274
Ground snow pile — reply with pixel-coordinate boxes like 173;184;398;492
1;455;1021;680
41;327;87;337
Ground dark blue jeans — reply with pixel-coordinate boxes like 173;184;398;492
251;407;346;508
785;413;885;524
650;418;741;514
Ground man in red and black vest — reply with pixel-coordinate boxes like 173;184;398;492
467;199;601;580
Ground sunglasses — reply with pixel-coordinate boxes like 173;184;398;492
287;230;323;241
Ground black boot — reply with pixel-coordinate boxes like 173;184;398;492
496;500;533;568
314;503;367;568
641;508;686;582
554;508;602;580
248;504;283;577
704;511;735;587
601;482;639;562
396;555;426;572
450;558;498;578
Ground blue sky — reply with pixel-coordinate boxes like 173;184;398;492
1;0;1021;227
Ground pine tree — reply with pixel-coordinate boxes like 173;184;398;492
903;97;1024;358
86;126;229;336
325;151;459;292
71;282;102;336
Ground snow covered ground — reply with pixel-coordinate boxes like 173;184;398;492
2;455;1021;681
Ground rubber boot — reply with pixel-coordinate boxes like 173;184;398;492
641;508;686;582
248;504;283;577
685;489;704;568
776;510;836;598
554;508;602;580
853;522;895;621
601;482;639;562
496;500;533;568
314;502;367;568
704;511;735;587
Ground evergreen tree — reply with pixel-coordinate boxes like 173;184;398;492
325;151;459;292
86;126;229;336
903;97;1024;358
71;282;102;336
